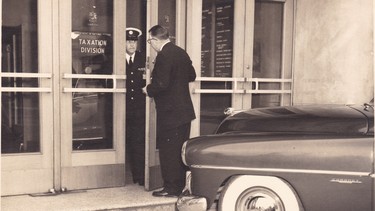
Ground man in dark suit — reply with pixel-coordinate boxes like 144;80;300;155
143;25;196;197
125;27;146;186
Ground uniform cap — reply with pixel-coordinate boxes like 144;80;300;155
126;27;142;41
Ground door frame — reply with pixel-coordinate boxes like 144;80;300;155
144;0;188;191
144;0;164;191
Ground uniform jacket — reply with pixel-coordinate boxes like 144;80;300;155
146;42;196;131
126;51;146;113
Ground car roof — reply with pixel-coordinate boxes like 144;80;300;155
216;104;373;135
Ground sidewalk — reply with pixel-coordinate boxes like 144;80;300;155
1;185;177;211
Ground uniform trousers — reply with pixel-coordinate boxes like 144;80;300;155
126;111;145;183
158;122;191;194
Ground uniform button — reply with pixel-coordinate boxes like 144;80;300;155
131;72;134;74
131;80;134;83
131;89;134;91
131;97;134;100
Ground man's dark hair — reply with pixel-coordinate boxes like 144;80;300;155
148;25;169;40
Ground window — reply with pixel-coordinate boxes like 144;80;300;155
198;0;293;135
2;0;40;153
200;0;234;135
71;0;114;150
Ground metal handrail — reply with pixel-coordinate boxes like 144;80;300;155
0;73;128;93
193;89;245;94
195;77;245;82
192;77;292;94
246;78;292;94
245;90;292;94
193;77;246;94
246;78;292;83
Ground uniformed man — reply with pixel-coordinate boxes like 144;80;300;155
125;27;146;186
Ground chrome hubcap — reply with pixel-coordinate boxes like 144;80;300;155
236;187;285;211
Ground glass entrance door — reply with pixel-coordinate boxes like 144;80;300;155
59;0;126;190
1;0;127;195
1;0;54;195
189;0;294;136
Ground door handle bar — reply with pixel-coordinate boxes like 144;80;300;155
63;73;126;93
63;73;126;80
63;88;126;93
0;72;52;78
1;87;52;93
0;72;52;92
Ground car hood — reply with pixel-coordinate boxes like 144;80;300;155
216;104;373;135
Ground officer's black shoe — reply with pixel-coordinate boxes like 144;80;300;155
133;179;144;186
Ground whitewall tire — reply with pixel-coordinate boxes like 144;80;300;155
219;175;302;211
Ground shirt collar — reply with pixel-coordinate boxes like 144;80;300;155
160;41;170;51
126;53;135;62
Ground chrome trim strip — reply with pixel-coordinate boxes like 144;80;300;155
181;141;188;166
330;178;363;184
190;165;370;177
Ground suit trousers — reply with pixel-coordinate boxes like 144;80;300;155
158;123;191;194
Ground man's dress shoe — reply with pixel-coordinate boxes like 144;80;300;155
152;189;178;197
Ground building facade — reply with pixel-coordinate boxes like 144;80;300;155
1;0;373;196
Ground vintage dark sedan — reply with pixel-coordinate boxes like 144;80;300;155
177;102;374;211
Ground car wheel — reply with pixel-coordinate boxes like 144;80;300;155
219;175;302;211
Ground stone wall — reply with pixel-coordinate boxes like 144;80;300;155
293;0;374;105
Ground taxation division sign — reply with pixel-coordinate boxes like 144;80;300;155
71;31;113;74
71;31;112;57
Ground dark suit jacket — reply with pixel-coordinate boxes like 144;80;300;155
146;42;196;131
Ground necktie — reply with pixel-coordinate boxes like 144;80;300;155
129;56;133;67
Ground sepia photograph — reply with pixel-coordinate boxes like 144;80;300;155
1;0;374;210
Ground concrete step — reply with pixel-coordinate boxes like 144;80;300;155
102;203;176;211
1;186;178;211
